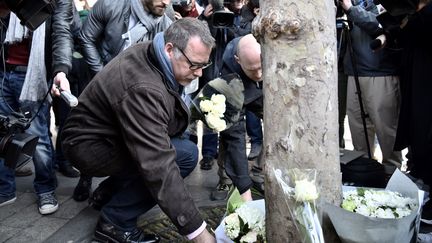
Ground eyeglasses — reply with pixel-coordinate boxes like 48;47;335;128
176;46;212;70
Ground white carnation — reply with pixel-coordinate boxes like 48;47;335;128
240;231;258;243
224;213;241;239
294;179;319;202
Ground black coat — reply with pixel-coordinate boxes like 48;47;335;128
394;3;432;185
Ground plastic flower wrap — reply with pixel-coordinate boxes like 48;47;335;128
215;189;266;243
324;169;423;243
274;168;324;243
190;73;244;132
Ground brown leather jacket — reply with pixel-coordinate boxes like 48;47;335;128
61;42;203;235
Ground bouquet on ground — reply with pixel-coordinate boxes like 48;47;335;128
190;73;244;133
342;187;417;219
273;168;324;243
325;169;424;243
215;189;266;243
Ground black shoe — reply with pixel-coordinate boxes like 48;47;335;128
58;164;80;178
94;217;160;243
248;144;262;160
199;156;215;170
210;182;231;201
73;177;92;202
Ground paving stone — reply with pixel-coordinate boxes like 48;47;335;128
4;216;67;243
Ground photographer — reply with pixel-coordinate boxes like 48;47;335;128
172;0;203;19
340;0;402;172
391;0;432;223
0;0;74;214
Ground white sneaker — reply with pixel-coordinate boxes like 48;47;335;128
38;192;59;215
0;196;16;207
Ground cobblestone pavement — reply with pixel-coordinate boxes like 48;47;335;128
140;205;226;242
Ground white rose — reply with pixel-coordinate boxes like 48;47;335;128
211;94;226;105
294;179;319;202
210;102;226;117
205;113;227;132
199;99;213;113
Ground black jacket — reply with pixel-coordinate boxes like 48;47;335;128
78;0;171;75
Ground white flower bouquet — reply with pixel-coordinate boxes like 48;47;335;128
325;169;424;243
273;168;324;243
341;188;416;219
190;73;244;132
215;189;266;243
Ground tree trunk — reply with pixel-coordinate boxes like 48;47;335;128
253;0;342;241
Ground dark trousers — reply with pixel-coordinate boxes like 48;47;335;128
245;110;263;146
99;137;198;231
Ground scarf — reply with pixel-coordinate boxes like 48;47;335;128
4;13;48;103
152;32;192;107
125;0;172;48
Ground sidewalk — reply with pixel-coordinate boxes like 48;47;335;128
0;160;225;243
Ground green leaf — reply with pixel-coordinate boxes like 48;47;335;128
357;188;366;197
227;187;244;215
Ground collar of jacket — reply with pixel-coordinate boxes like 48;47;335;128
146;42;191;135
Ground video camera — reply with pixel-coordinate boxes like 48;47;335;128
2;0;56;31
0;111;38;170
172;0;191;7
209;0;235;28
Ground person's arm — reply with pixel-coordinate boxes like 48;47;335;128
219;119;253;200
78;0;107;75
341;0;381;36
51;0;74;96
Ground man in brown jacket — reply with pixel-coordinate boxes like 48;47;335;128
62;18;215;242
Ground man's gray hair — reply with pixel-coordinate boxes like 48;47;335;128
164;17;215;51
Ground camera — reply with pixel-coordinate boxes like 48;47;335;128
0;111;38;170
172;0;191;7
209;0;235;28
2;0;56;31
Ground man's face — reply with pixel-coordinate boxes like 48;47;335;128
143;0;171;16
236;51;262;82
166;36;212;86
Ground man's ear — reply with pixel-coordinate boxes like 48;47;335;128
165;42;175;59
234;54;240;64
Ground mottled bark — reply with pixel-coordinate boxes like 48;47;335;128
253;0;342;241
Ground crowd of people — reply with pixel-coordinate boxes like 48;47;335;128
0;0;430;241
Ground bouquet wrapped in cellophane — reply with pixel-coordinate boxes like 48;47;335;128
190;73;244;133
324;169;423;243
273;168;324;243
215;188;266;243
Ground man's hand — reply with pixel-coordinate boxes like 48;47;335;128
174;11;183;20
203;4;214;18
192;229;215;243
340;0;352;11
51;71;71;97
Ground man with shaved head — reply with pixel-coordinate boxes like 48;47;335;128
210;34;264;201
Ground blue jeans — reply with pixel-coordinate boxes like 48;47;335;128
0;70;57;198
245;110;262;146
100;137;198;231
